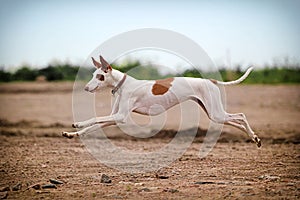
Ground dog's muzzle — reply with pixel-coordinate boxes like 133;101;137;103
85;85;99;93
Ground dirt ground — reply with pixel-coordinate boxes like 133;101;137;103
0;82;299;199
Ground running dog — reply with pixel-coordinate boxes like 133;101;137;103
63;55;261;147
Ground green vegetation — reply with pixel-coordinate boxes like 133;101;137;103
0;60;299;84
0;64;93;82
242;68;300;84
214;67;300;84
112;60;162;80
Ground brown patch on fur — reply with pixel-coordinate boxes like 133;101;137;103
152;77;174;95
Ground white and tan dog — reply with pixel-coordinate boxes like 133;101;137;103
63;55;261;147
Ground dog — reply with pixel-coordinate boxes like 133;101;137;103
63;55;261;147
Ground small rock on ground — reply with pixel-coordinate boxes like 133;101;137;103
139;188;151;192
41;184;57;189
0;187;9;192
258;175;280;181
164;188;179;193
49;179;64;185
100;174;112;184
0;191;8;199
12;183;22;191
156;175;169;179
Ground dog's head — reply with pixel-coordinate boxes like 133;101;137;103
84;56;113;93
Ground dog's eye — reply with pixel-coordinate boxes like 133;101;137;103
96;74;105;81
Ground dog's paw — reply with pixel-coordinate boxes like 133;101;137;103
254;136;261;148
62;132;74;139
72;123;84;129
72;123;81;128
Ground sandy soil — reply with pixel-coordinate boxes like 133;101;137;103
0;82;299;199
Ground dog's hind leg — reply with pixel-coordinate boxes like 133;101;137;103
225;113;261;147
225;121;247;132
190;95;261;147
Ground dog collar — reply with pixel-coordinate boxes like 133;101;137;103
111;73;127;95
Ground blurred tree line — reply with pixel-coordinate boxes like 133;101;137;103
0;61;299;84
0;64;93;82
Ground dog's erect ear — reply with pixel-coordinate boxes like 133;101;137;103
100;55;112;73
91;57;102;69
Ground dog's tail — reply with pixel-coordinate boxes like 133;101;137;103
210;66;253;86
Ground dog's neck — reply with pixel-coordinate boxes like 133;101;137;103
109;69;127;94
110;69;124;84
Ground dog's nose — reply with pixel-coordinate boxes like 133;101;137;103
84;86;89;91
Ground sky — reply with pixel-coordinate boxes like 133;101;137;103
0;0;299;70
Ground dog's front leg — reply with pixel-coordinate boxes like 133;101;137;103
72;95;121;129
72;117;99;129
63;122;116;138
72;113;125;129
74;115;114;128
63;113;125;138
